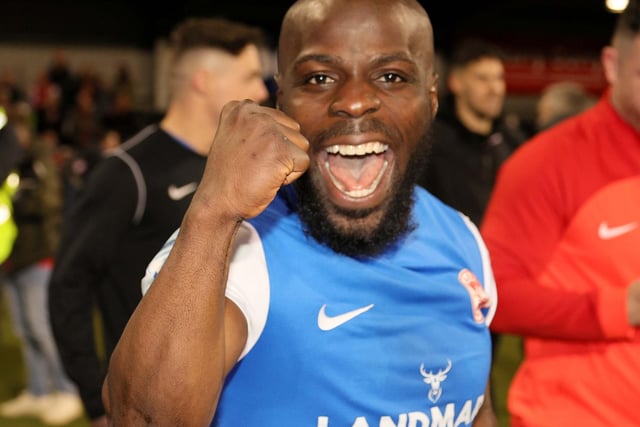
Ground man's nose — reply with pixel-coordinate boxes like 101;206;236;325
329;79;381;118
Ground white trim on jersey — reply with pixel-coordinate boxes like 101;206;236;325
460;213;498;326
224;222;270;359
140;222;270;360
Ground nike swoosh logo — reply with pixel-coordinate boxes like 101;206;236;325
317;304;374;331
168;182;198;201
598;221;638;240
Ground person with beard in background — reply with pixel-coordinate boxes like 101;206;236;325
418;39;525;227
417;42;524;398
104;1;498;426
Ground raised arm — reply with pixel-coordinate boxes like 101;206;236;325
103;100;309;427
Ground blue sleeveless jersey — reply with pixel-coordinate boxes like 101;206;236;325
212;186;495;427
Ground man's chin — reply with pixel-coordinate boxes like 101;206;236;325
325;205;386;239
294;174;414;259
294;121;431;258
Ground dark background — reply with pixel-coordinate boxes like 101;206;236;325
0;0;618;55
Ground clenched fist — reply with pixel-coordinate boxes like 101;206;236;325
191;100;310;222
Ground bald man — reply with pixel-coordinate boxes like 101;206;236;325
105;2;498;426
49;17;268;427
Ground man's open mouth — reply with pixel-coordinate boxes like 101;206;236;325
323;142;390;198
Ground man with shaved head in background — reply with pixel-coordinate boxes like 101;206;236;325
49;17;268;427
105;1;498;426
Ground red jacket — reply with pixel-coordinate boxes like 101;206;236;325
482;92;640;427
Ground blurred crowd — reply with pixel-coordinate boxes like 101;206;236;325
0;51;157;213
0;49;158;426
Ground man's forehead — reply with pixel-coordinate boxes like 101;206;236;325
291;1;428;37
279;0;433;70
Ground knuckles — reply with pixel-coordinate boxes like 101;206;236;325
216;100;307;166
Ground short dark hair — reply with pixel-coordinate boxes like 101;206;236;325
613;0;640;41
170;17;265;58
449;39;505;69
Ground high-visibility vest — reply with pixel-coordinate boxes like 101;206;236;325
0;172;18;264
0;105;18;264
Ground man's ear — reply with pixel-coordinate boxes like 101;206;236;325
430;73;439;118
447;70;462;96
192;68;213;95
601;46;619;87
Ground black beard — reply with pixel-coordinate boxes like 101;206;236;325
294;124;433;259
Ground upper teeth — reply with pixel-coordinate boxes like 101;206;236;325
326;142;388;156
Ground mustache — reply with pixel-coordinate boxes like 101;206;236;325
313;118;401;145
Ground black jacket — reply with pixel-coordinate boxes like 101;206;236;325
5;138;61;273
0;123;24;182
418;95;526;226
49;126;206;419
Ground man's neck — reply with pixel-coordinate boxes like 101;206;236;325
160;101;218;156
455;102;493;136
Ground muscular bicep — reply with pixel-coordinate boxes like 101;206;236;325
141;222;270;369
224;299;248;374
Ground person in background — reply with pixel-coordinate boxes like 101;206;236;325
0;69;27;105
481;2;640;426
45;50;77;120
48;17;268;427
0;102;83;425
535;81;596;131
104;1;498;426
0;105;23;183
0;106;22;272
418;39;525;227
416;39;525;405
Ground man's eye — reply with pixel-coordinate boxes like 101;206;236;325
378;73;404;83
306;74;335;85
